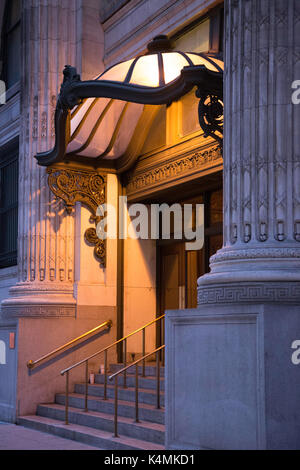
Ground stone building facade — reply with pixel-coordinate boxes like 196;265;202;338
0;0;299;450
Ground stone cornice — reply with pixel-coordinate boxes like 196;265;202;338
125;143;222;198
103;0;222;66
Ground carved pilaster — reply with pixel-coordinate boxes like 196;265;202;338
198;0;300;304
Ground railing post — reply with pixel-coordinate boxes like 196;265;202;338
135;363;139;423
162;317;165;366
65;371;69;425
142;328;145;377
123;338;127;388
114;375;119;438
84;360;88;412
104;349;108;400
156;350;160;410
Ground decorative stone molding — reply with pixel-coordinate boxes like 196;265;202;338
125;144;222;195
103;0;217;65
210;247;300;264
47;168;107;267
1;304;76;318
197;283;300;305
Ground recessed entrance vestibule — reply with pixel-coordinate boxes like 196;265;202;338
122;174;223;359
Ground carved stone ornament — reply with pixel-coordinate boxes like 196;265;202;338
197;282;300;305
47;167;107;266
125;144;222;195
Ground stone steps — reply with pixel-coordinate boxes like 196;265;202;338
109;363;165;377
18;363;165;450
18;415;165;451
55;393;164;424
95;373;165;391
74;383;165;407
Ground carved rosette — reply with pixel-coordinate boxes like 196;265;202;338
47;168;107;267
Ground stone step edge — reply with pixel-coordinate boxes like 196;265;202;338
95;373;165;381
55;393;164;425
75;383;165;396
55;393;165;412
18;415;165;451
109;365;165;375
37;403;165;432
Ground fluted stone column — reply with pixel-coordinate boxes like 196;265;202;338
166;0;300;450
1;0;80;317
198;0;300;304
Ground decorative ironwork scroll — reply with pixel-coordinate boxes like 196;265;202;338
47;167;107;266
196;90;223;147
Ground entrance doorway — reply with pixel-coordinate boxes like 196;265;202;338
156;188;223;346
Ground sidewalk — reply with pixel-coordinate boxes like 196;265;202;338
0;422;101;450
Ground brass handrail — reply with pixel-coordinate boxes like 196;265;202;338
27;320;112;370
61;314;165;425
61;314;165;376
108;345;165;438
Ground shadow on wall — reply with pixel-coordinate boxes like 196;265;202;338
27;328;110;376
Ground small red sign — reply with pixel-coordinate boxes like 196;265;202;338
9;332;15;349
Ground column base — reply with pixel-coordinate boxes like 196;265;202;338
197;245;300;305
165;303;300;450
1;282;76;318
197;281;300;305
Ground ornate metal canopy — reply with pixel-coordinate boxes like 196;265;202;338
35;35;223;267
36;35;223;170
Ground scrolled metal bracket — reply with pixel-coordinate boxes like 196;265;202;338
47;167;107;267
196;88;223;147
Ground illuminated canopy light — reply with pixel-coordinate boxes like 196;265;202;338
36;35;223;171
98;50;223;87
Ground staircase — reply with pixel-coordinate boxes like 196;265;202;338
18;362;165;450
